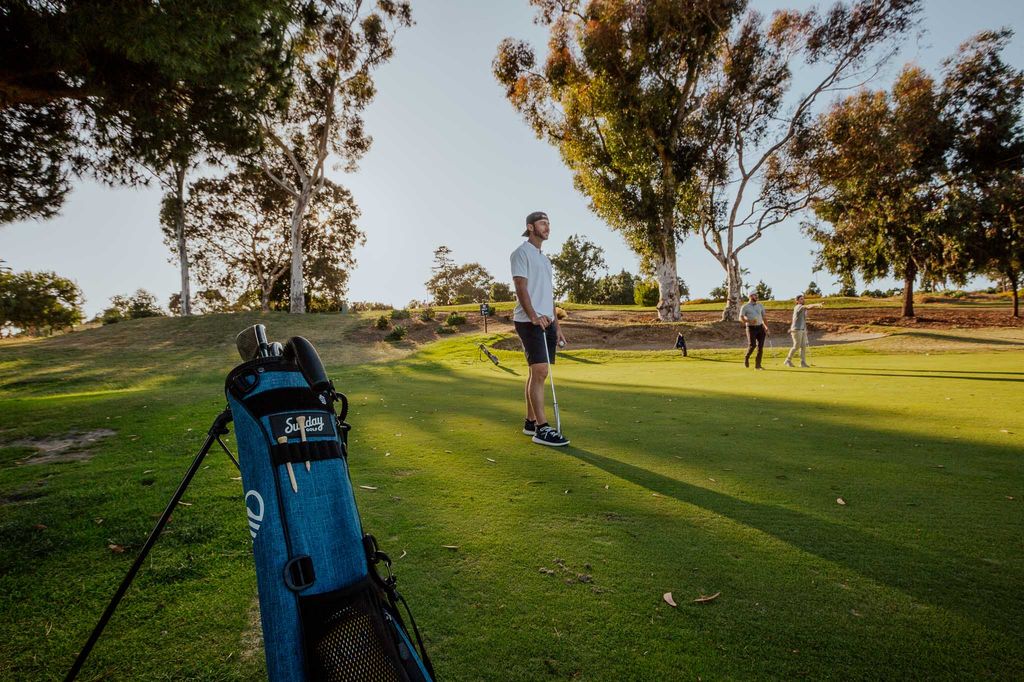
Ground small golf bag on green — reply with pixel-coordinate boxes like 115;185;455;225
226;333;435;681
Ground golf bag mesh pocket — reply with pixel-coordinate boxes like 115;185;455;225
300;580;409;682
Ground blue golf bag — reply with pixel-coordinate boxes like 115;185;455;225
226;337;435;681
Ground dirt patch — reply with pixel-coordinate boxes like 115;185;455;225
0;479;49;506
239;597;264;663
8;429;116;465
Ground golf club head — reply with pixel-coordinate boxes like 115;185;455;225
283;336;331;393
235;324;270;361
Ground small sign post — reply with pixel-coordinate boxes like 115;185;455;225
479;303;491;333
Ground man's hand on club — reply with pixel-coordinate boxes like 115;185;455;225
532;314;552;329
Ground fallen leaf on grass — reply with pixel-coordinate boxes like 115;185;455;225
539;568;555;575
143;469;155;474
663;593;677;607
836;497;847;505
177;501;192;506
442;545;459;550
399;550;407;559
693;592;721;604
486;458;496;463
359;485;378;491
231;476;242;481
33;524;47;530
108;544;125;554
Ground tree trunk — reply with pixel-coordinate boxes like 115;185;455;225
288;192;310;314
173;164;191;316
1009;269;1019;318
721;257;743;321
901;261;916;318
260;288;271;313
652;230;680;322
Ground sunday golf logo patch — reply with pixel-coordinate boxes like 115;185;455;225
269;412;336;441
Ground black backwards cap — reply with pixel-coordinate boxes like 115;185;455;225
522;211;548;237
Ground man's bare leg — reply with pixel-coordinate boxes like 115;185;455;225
524;373;536;422
528;362;548;426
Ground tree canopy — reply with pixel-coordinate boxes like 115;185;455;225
495;0;747;321
0;0;296;223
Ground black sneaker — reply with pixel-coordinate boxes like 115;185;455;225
532;424;569;447
523;419;536;436
744;357;750;368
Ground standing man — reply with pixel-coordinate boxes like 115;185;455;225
784;294;824;367
511;211;569;447
740;291;768;370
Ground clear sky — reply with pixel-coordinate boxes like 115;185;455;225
2;0;1022;317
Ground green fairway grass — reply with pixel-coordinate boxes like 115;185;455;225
1;316;1022;680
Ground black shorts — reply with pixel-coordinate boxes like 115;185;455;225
514;320;557;365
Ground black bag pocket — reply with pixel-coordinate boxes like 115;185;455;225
299;579;412;682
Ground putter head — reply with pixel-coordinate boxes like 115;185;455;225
235;324;270;361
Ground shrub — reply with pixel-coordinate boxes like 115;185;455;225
708;284;728;301
351;301;393;311
861;289;887;298
753;280;773;300
685;298;710;305
374;315;390;330
390;308;411;320
419;307;435;321
445;313;467;326
437;326;456;335
385;325;407;341
101;289;165;324
634;278;659;306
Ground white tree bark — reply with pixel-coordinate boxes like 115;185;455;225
652;229;681;322
173;163;191;316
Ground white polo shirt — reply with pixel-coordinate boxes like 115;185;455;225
510;241;554;323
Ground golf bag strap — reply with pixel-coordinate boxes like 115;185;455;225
242;388;325;418
363;535;437;679
271;440;343;465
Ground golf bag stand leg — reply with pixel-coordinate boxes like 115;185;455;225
64;408;233;682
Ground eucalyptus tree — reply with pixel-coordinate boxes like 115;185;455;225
943;30;1024;317
256;0;412;313
799;65;954;318
180;152;362;313
693;0;920;320
495;0;746;321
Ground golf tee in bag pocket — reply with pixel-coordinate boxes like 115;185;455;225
227;352;435;682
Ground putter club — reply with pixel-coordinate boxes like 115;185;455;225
542;330;561;434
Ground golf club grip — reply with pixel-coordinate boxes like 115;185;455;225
283;336;330;393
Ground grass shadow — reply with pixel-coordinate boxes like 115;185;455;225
565;445;1021;637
